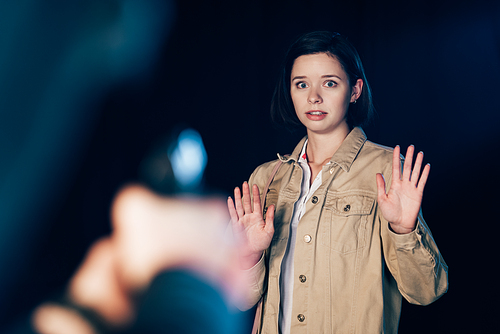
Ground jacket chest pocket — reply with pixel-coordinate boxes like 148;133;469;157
321;192;375;254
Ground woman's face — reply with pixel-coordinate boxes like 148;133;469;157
290;53;362;135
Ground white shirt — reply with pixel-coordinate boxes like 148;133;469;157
278;140;328;334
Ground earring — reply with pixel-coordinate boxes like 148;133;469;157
352;99;357;104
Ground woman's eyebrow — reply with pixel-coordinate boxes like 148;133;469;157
291;75;307;81
322;74;342;80
291;74;343;81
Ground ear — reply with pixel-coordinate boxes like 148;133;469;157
351;78;363;103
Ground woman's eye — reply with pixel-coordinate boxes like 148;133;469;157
297;82;307;89
325;80;336;87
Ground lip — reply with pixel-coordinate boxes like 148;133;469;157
305;110;327;121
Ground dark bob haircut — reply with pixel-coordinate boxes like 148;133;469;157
271;31;374;130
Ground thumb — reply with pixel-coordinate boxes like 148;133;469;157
264;204;275;235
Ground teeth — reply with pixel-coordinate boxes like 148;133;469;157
309;111;323;115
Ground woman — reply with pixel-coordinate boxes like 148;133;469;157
228;31;448;334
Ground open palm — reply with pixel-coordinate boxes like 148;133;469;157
227;182;275;269
376;145;430;235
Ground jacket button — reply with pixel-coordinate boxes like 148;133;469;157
297;314;305;322
343;204;351;212
329;167;334;174
303;235;312;243
312;196;318;204
299;275;306;283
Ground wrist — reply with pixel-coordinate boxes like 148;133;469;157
388;222;415;235
240;251;263;270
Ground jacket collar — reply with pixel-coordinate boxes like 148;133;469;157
329;127;367;172
278;127;367;173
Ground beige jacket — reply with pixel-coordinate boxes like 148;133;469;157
243;127;448;334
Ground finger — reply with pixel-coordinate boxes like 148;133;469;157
410;151;424;186
252;184;262;214
264;204;275;235
402;145;414;181
392;145;401;181
417;163;431;192
376;173;387;200
242;182;252;214
227;197;239;224
233;186;244;218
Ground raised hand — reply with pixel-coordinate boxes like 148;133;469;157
376;145;430;234
227;182;275;269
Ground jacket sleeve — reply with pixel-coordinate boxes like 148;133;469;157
238;253;266;310
382;209;449;305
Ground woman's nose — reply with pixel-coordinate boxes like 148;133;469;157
308;89;322;104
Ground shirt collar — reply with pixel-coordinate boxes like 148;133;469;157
298;139;308;163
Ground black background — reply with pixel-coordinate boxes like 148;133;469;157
1;0;499;332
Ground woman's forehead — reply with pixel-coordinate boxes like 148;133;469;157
291;53;345;77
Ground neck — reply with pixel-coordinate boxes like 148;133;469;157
305;125;351;166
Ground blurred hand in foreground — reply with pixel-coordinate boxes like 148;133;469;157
32;184;245;334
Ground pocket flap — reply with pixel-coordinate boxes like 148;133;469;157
326;192;375;216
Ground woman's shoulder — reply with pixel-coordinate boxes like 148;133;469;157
248;136;304;186
356;139;396;169
363;140;394;157
364;139;393;152
248;154;290;186
250;157;282;177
